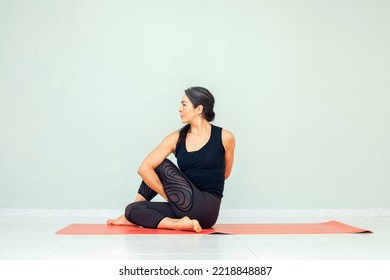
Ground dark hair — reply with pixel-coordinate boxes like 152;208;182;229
177;87;216;148
184;87;215;122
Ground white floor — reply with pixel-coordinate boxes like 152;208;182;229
1;215;389;260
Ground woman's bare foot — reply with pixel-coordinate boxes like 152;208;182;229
173;216;202;233
106;215;134;226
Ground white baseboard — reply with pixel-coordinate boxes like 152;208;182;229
219;209;390;217
0;208;389;218
0;209;122;218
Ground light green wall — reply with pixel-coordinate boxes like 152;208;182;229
1;0;389;210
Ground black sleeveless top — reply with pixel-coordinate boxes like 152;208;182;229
175;125;226;197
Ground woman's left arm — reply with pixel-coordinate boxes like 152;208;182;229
222;129;235;180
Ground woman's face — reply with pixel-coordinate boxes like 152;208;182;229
179;95;198;123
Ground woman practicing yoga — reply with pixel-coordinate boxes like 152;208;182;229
107;87;235;232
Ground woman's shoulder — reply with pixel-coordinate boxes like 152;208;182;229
212;124;234;142
163;130;180;143
221;128;235;148
221;127;234;138
158;130;180;155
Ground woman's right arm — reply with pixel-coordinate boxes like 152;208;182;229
136;131;180;201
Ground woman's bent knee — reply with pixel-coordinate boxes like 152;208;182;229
125;202;144;224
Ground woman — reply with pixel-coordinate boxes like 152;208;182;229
107;87;235;232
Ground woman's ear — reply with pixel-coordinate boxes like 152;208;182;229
195;105;204;116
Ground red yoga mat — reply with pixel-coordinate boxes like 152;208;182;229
56;221;372;235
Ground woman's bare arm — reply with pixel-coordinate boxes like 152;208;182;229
137;131;180;200
222;129;235;180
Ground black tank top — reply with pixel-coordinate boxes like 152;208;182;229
175;124;226;197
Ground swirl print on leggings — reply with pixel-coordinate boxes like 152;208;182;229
155;159;194;212
138;181;158;202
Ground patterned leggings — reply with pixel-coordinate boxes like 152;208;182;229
124;159;221;229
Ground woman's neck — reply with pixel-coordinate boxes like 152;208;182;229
189;119;211;136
